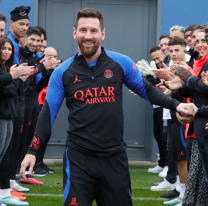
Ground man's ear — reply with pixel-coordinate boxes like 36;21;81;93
73;27;77;39
10;20;14;26
101;28;105;40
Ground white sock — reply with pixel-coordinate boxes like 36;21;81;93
176;175;181;193
179;183;186;199
0;188;11;198
10;180;17;187
10;180;16;184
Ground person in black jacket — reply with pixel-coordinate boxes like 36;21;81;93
174;29;208;186
9;27;61;187
0;37;30;205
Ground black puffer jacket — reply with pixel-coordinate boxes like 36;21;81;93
0;65;23;120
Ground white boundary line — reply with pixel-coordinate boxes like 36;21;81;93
25;194;164;201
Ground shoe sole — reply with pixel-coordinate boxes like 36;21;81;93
150;188;174;191
164;201;182;205
32;174;47;177
160;195;179;199
0;199;29;205
19;180;43;185
158;174;167;178
12;189;30;193
148;171;163;174
11;188;30;193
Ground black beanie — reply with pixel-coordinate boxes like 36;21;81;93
185;24;198;33
10;6;31;21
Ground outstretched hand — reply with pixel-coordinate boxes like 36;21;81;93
163;75;183;90
173;66;192;83
20;154;36;180
176;103;198;116
152;66;173;81
156;82;166;92
176;112;196;124
172;61;190;70
43;56;61;70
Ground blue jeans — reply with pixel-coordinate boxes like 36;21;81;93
198;136;208;184
0;119;13;162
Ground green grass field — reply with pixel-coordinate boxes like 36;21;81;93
23;165;167;206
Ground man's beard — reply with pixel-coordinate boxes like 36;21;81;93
77;38;100;58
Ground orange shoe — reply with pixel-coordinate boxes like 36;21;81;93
11;190;25;196
10;190;27;201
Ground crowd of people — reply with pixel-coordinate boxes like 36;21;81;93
0;5;60;206
143;24;208;206
0;4;204;206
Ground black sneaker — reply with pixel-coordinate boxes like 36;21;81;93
32;164;48;177
39;163;55;174
160;189;180;199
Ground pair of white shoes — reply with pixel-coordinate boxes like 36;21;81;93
148;165;168;178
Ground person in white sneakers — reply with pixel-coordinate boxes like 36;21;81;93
148;46;178;192
152;36;190;204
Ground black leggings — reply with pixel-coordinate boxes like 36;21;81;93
0;120;13;189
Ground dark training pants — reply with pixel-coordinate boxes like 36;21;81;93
153;107;167;167
18;107;39;168
63;148;133;206
166;120;177;184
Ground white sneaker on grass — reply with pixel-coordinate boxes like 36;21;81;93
10;183;30;192
148;165;164;173
159;166;168;178
150;178;176;191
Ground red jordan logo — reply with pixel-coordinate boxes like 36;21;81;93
74;75;81;83
180;151;185;156
69;197;78;206
28;121;31;125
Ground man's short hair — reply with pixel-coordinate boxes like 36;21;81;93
26;27;41;37
150;46;161;54
159;35;170;41
0;13;6;23
168;36;186;47
192;24;206;32
170;25;185;34
74;8;104;31
34;26;47;40
185;24;199;33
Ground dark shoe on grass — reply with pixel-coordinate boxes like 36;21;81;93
160;189;179;199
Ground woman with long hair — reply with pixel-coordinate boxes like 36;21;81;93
0;37;29;205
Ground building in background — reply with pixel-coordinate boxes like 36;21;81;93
0;0;206;161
